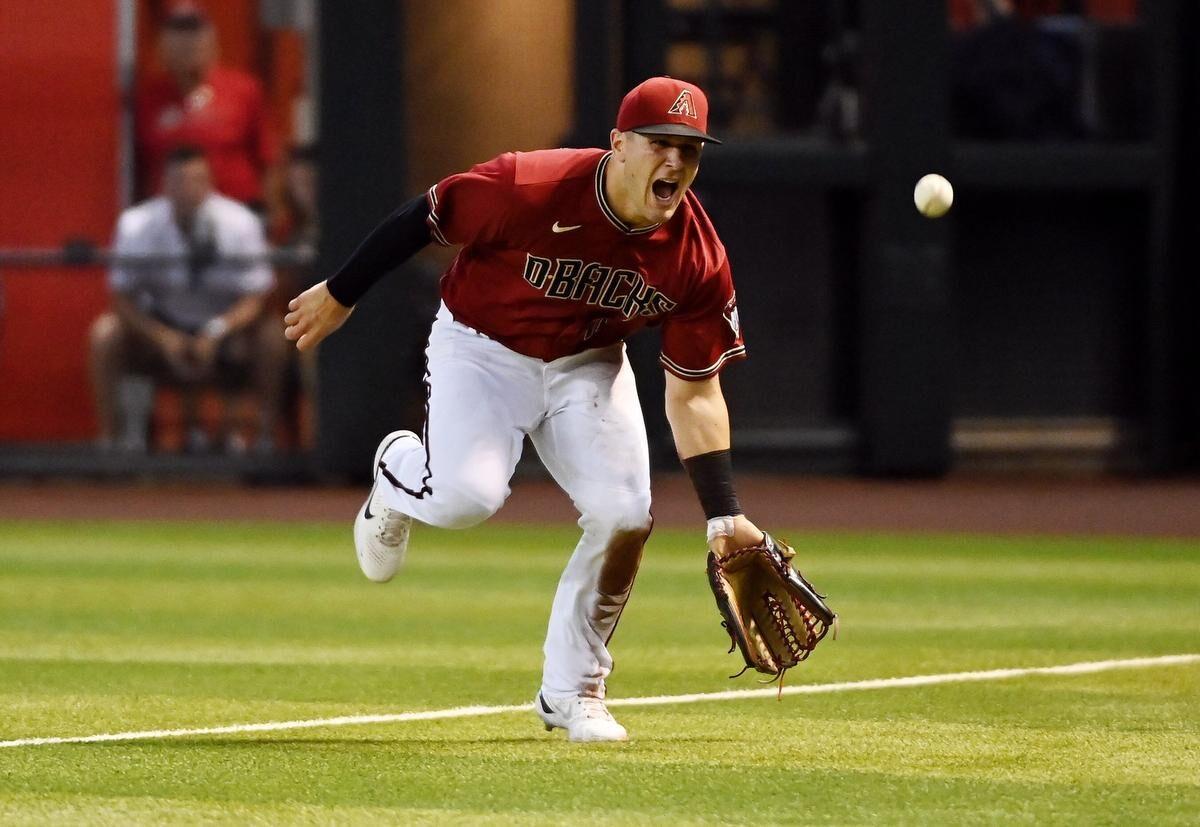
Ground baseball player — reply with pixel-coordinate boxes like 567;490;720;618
284;77;767;742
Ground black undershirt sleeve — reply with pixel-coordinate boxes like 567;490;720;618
324;193;433;307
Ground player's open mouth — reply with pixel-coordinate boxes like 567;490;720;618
652;178;678;204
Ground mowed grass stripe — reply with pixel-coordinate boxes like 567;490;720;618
2;654;1195;749
1;521;1197;823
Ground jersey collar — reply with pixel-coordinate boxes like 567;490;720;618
594;152;661;236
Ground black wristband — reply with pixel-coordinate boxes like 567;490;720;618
681;449;743;520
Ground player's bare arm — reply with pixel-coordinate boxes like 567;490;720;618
664;371;764;556
664;371;730;456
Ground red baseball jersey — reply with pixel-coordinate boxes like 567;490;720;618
136;67;278;204
426;148;745;380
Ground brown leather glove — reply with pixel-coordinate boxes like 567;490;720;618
707;533;838;682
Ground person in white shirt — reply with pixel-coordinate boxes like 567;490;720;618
89;146;287;453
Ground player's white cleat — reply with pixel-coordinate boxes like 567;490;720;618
353;430;419;583
536;692;628;742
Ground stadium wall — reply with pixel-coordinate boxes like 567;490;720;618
0;1;119;441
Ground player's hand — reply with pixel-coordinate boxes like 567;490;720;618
709;514;765;559
283;280;352;352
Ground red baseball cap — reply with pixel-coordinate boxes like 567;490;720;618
616;76;722;144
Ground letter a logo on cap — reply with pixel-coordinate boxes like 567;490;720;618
667;89;697;119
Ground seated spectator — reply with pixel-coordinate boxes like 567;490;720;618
136;1;277;208
89;146;287;453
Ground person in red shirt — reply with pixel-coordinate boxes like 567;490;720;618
135;2;277;207
284;77;767;742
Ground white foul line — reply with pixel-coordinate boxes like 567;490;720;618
2;653;1196;749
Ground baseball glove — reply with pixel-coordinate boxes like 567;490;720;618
707;533;837;685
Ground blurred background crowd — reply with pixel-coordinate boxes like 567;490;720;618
1;0;1195;483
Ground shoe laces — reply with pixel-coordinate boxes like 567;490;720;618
577;696;613;721
377;510;409;547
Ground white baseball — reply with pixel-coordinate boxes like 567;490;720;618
914;173;954;218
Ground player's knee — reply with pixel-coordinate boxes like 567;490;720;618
581;489;653;539
424;478;507;529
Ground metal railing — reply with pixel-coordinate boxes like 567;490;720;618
0;244;316;270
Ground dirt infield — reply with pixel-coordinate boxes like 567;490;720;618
2;474;1197;537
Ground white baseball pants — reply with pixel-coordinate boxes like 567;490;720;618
377;302;653;700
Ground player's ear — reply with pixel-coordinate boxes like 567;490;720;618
610;129;625;155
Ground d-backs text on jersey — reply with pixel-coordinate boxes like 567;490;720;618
523;254;677;319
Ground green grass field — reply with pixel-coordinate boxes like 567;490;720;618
1;520;1197;825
